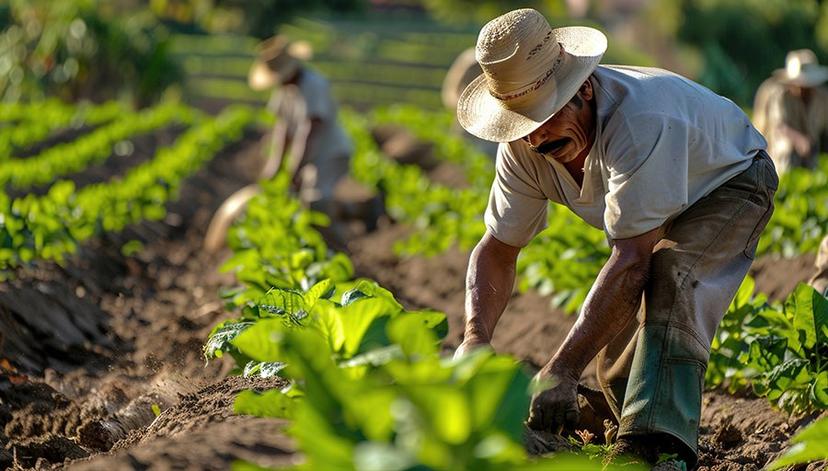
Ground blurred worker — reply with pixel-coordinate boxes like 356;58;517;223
753;49;828;174
248;35;353;216
205;36;356;251
753;51;828;300
453;9;775;470
442;48;499;159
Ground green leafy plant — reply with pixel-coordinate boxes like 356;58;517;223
766;415;828;470
0;104;259;274
206;173;645;470
756;156;828;258
0;99;127;160
707;278;828;414
0;102;198;188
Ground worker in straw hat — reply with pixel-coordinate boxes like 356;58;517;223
453;9;775;468
205;35;354;251
752;49;828;304
753;49;828;174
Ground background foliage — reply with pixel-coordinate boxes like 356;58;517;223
0;0;182;104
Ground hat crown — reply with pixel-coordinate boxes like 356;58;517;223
475;9;563;102
786;49;820;77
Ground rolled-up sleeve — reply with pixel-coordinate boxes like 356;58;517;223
484;144;548;247
604;113;690;239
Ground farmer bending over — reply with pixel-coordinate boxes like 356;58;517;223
205;36;355;251
250;36;352;228
454;9;776;468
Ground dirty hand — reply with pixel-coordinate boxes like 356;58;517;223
526;368;580;433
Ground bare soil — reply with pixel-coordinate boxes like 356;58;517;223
1;131;824;470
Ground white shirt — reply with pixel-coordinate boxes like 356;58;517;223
485;65;768;247
268;68;352;165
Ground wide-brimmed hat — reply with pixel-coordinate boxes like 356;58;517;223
774;49;828;88
248;36;314;91
442;48;482;110
457;9;607;143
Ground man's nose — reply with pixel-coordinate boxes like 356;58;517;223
525;127;547;147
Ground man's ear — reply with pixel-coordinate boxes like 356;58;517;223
579;79;594;101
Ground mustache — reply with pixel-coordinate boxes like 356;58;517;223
533;138;571;155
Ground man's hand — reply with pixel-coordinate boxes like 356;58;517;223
527;368;580;433
453;339;492;359
782;125;812;157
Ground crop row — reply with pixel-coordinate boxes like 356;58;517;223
205;173;640;470
205;165;827;469
0;100;127;160
0;105;259;274
1;103;199;189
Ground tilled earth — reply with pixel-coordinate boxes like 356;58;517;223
1;132;826;470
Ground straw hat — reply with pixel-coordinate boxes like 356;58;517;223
774;49;828;88
457;9;607;143
248;36;314;91
442;48;482;110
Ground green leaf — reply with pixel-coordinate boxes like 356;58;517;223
231;319;288;363
234;388;296;419
809;371;828;408
386;314;439;358
242;361;286;379
731;275;756;310
767;416;828;469
403;385;471;444
787;283;828;350
304;279;334;306
204;321;254;359
338;297;400;357
309;299;346;353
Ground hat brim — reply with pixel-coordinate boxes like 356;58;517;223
248;58;301;91
457;26;607;143
773;67;828;87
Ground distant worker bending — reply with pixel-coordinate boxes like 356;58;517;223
753;49;828;174
204;36;355;251
249;35;353;218
752;50;828;298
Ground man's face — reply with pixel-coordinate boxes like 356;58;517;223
522;80;596;165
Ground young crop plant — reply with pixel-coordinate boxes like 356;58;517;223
0;102;200;189
707;277;828;414
0;100;127;160
207;174;646;471
767;415;828;469
0;105;258;275
756;155;828;258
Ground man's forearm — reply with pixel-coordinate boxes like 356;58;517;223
463;236;518;344
543;250;650;380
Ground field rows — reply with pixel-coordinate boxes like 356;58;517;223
2;97;826;468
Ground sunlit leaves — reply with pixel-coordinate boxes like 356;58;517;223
707;279;828;414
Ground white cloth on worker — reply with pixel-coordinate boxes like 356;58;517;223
268;68;352;198
485;65;768;247
752;77;828;173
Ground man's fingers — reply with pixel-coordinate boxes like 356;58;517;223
527;405;546;431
